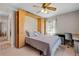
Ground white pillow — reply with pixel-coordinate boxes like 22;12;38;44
29;31;41;37
25;31;30;37
29;32;35;37
33;31;41;36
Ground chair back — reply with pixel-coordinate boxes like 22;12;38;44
65;33;72;40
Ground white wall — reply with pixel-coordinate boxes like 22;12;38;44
9;12;15;47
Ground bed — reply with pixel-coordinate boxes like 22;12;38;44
25;31;61;56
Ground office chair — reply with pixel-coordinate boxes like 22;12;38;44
65;33;74;48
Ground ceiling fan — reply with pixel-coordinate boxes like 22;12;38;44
33;3;56;14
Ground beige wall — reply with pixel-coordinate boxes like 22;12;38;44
47;10;79;34
56;10;79;34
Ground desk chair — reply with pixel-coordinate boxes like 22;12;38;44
65;33;74;48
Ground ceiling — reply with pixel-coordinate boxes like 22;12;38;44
0;3;79;18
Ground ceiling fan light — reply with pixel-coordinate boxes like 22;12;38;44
41;9;44;13
44;10;48;14
41;9;48;14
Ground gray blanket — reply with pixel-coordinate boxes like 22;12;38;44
25;35;61;56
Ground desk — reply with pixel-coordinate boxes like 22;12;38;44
73;35;79;40
56;33;79;45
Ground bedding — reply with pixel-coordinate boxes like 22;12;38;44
25;35;61;56
33;31;41;36
26;31;41;37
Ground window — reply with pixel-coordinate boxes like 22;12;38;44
46;19;56;35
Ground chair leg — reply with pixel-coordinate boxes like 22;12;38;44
67;44;70;48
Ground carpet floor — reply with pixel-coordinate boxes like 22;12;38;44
0;45;77;56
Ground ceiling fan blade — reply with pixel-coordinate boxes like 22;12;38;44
42;3;51;7
47;7;56;11
33;5;42;8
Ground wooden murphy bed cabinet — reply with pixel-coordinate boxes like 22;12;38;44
15;9;46;48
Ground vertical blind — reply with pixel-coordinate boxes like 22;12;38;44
46;18;56;35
